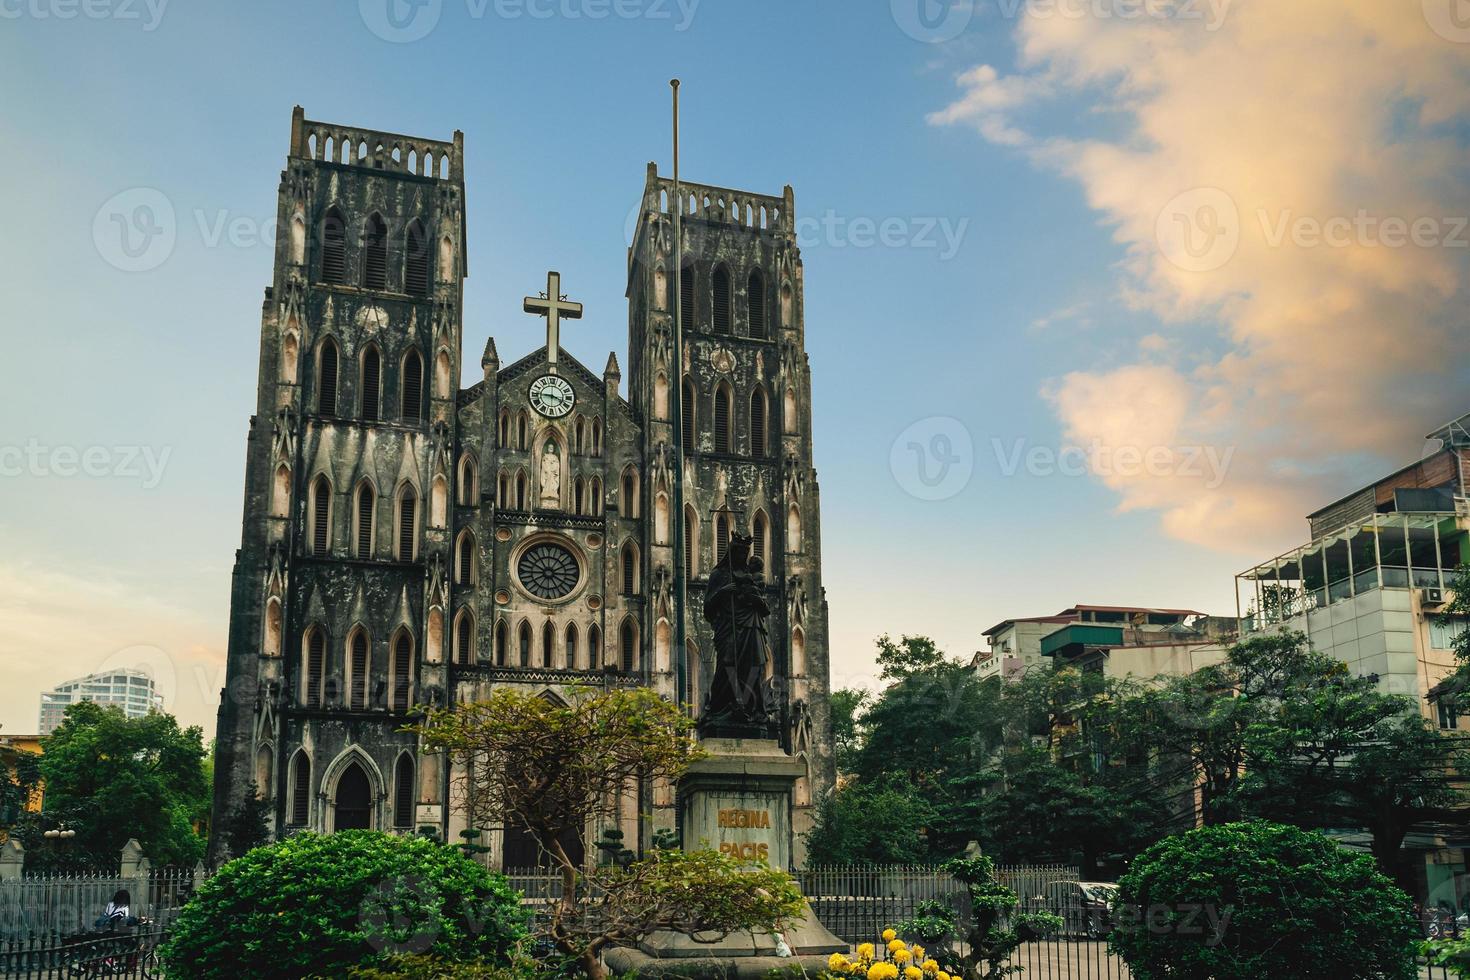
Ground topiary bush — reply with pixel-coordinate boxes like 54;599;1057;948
159;831;528;979
1110;821;1418;980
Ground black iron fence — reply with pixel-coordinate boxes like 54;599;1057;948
0;927;166;978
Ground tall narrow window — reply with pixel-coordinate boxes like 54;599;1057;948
290;751;311;825
458;456;477;506
362;213;388;290
574;417;585;455
621;543;638;595
494;619;508;666
361;347;381;421
750;388;768;458
713;384;732;453
405;220;429;296
684;508;696;579
620;619;637;673
715;512;732;563
621;469;638;517
542;622;555;668
681;378;696;451
398;485;417;561
518;622;532;667
592;419;603;457
590;478;602;517
589;624;602;669
457;532;475;584
311;476;331;556
573;477;585;516
356;483;374;558
456;610;474;665
753;511;769;572
679;262;696;332
748;269;767;338
349;629;369;710
391;633;411;712
305;627;325;708
565;623;579;671
516;471;527;510
401;350;424;422
318;339;340;416
517;412;529;449
498;411;510;447
393;755;415;828
320;207;346;284
712;265;731;335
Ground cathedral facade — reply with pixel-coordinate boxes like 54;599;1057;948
210;107;833;868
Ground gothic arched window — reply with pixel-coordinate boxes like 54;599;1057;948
684;506;698;578
748;269;767;338
458;455;477;506
679;260;696;332
518;621;532;667
750;387;768;458
589;624;603;669
494;618;508;666
310;476;332;556
681;377;696;451
620;618;638;673
303;626;327;707
542;622;555;668
320;207;346;284
360;345;381;422
355;482;375;558
290;750;311;825
457;531;476;585
391;631;412;712
752;510;770;576
592;418;603;457
590;478;602;517
715;512;732;563
405;220;430;296
401;349;424;423
456;609;475;665
565;623;580;671
393;754;415;828
397;484;418;561
362;213;388;290
713;383;733;454
317;338;340;417
712;265;731;335
621;467;639;517
348;627;369;710
621;542;639;596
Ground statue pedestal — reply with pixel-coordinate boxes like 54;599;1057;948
605;736;845;973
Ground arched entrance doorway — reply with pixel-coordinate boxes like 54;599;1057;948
334;761;373;830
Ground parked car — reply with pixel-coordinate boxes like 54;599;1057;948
1043;881;1118;940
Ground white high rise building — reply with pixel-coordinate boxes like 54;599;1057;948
37;668;163;736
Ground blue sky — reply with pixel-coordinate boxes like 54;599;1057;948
2;0;1467;733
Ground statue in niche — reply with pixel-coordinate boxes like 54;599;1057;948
538;443;561;508
700;534;776;737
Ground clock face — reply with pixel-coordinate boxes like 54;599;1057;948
529;375;575;418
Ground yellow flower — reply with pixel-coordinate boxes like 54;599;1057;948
830;953;851;971
868;964;900;980
888;939;907;954
922;960;940;974
937;973;951;980
882;929;897;942
856;942;875;961
912;946;926;962
893;948;912;964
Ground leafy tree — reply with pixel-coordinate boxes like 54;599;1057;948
874;634;948;681
411;687;804;979
212;780;272;857
1111;821;1419;980
0;749;41;829
159;831;526;980
25;701;208;867
828;688;869;775
803;776;936;865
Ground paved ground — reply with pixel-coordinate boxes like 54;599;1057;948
1002;941;1450;980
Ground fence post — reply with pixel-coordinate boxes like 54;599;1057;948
0;839;21;881
119;839;150;917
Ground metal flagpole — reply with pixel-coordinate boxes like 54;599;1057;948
670;78;690;715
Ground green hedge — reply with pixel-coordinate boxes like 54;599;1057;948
1111;821;1418;980
159;831;527;979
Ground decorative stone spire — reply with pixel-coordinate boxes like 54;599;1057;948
481;336;498;369
604;351;621;382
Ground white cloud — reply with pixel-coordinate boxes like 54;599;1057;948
932;0;1470;552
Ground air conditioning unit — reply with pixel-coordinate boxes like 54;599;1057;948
1422;587;1445;606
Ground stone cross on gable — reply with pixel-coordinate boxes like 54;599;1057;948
523;271;583;374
